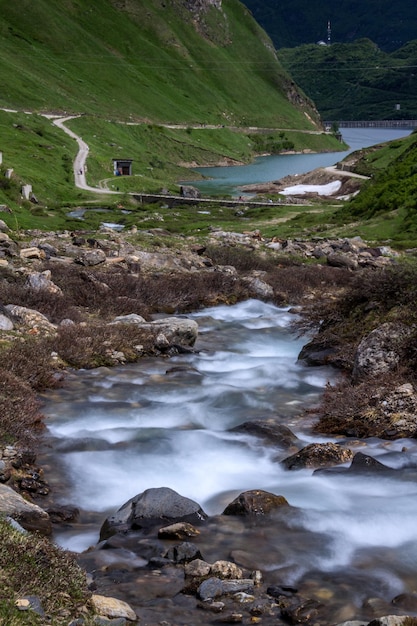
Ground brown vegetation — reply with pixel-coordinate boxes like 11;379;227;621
300;260;417;435
0;250;352;453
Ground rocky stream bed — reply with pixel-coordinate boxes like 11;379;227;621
0;220;417;626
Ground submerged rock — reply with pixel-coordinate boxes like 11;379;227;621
315;452;398;477
230;420;299;450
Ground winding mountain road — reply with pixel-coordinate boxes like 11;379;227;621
1;108;339;205
52;116;119;194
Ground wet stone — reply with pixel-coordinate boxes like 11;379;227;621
281;442;353;470
223;490;289;516
198;577;224;601
158;521;200;539
164;541;204;563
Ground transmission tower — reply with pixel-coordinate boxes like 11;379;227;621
327;20;332;45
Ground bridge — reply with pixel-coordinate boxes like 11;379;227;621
325;120;417;129
133;193;288;208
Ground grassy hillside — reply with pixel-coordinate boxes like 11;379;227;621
333;131;417;247
0;0;319;129
278;39;417;121
0;0;350;226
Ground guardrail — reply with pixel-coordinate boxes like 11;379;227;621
324;120;417;129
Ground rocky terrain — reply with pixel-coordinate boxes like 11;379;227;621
0;219;416;625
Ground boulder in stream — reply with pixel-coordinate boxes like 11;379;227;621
100;487;208;540
230;419;299;451
222;489;289;516
281;442;353;470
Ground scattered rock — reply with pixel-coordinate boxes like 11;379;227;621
0;484;51;535
281;442;353;470
90;594;137;621
25;270;63;294
158;521;200;539
222;490;289;516
74;249;107;266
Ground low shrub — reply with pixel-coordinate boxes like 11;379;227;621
0;338;60;392
54;322;157;369
0;370;44;447
266;264;352;306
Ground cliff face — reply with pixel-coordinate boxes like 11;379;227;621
184;0;222;11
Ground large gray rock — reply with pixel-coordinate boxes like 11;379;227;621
141;317;198;348
0;485;51;535
4;304;56;336
100;487;208;540
110;314;198;350
25;270;62;295
352;322;412;382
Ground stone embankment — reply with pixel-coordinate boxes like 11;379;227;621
0;219;416;624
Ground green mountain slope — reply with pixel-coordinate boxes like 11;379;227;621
335;131;417;246
0;0;318;129
278;39;417;121
0;0;348;227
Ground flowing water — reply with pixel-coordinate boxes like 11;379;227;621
39;300;417;619
38;128;417;620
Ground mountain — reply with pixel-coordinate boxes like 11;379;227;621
278;38;417;121
241;0;417;52
0;0;318;129
0;0;349;224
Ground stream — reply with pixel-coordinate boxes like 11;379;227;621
37;127;417;622
39;300;417;622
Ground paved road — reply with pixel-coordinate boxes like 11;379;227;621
52;116;119;194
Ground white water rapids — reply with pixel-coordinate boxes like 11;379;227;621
39;299;417;608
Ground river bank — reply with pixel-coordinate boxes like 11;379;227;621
0;220;417;624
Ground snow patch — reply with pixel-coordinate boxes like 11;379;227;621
281;180;342;196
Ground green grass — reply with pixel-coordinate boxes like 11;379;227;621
0;108;342;231
0;0;320;128
0;517;91;624
0;0;414;247
278;38;417;121
0;0;345;229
